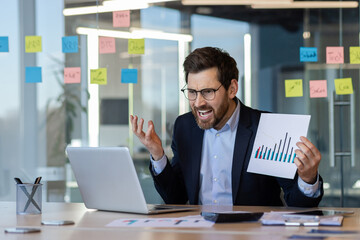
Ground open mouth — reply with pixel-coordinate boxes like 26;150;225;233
197;109;213;120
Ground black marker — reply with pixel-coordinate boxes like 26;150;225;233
23;177;42;212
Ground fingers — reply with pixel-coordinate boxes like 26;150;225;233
295;136;321;165
294;136;321;184
144;121;154;141
130;115;145;138
130;115;136;132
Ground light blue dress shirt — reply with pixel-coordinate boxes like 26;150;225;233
151;100;321;205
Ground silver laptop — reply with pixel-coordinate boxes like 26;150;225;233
66;146;196;214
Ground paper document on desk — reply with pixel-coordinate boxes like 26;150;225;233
106;215;214;228
260;212;343;226
247;113;310;179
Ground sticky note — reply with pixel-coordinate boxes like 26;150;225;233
62;36;78;53
121;68;138;83
128;39;145;54
334;78;353;95
25;67;42;83
326;46;344;64
285;79;303;97
309;80;327;98
113;10;130;27
300;47;317;62
64;67;81;84
90;68;107;85
99;37;116;54
349;46;360;64
25;36;42;52
0;36;9;52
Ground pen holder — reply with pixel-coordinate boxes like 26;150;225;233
16;183;42;215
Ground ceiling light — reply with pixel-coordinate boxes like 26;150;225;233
182;0;291;5
76;27;193;42
251;1;359;9
63;1;149;16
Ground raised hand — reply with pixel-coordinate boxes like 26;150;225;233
130;115;164;160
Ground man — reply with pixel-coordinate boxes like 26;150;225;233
131;47;323;206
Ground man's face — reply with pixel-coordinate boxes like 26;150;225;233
187;67;235;130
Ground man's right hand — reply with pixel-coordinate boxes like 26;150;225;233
130;115;164;160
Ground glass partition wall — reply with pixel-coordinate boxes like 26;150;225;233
0;0;359;207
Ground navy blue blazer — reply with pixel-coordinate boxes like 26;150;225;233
151;101;323;207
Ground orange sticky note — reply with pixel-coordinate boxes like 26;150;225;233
90;68;107;85
113;10;130;27
309;80;327;98
25;36;42;52
128;39;145;54
99;37;116;54
285;79;303;97
334;78;353;95
326;46;344;64
64;67;81;84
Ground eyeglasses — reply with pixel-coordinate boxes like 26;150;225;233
181;84;222;101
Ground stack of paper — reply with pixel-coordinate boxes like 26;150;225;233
260;212;343;226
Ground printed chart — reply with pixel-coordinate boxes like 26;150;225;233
247;113;311;179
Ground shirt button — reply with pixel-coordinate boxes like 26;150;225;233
214;155;217;159
213;200;217;204
214;178;217;182
216;133;220;137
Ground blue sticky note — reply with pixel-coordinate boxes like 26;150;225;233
25;67;42;83
62;36;78;53
121;68;138;83
300;47;318;62
0;36;9;52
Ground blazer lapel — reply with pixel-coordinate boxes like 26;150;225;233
231;103;254;203
188;118;204;204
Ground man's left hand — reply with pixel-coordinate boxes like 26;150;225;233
294;136;321;184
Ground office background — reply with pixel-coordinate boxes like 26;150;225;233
0;0;359;207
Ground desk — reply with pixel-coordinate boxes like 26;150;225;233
1;202;359;239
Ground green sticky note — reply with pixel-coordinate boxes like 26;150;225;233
335;78;353;95
25;36;42;52
350;46;360;64
90;68;107;85
285;79;303;97
128;39;144;54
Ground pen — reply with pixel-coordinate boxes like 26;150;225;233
23;177;42;212
14;177;41;212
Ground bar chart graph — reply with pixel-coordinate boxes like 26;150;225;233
254;132;296;163
247;113;311;179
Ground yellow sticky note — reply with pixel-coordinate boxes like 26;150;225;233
128;39;145;54
350;46;360;64
334;78;353;95
25;36;42;52
285;79;303;97
90;68;107;85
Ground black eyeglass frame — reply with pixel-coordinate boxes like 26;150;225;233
181;84;222;101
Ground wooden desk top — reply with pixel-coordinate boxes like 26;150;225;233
1;202;359;240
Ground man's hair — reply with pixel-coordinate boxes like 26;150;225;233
183;47;239;90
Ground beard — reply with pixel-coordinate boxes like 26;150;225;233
191;96;230;130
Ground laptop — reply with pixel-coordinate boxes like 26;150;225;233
66;146;196;214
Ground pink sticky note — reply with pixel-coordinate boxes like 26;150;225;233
309;80;327;98
113;10;130;28
326;46;344;64
64;67;81;84
99;37;116;54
